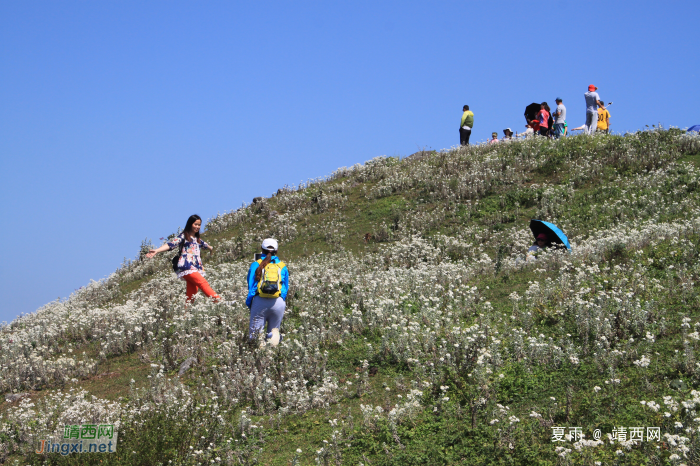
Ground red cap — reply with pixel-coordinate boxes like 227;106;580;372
588;84;597;91
536;233;548;241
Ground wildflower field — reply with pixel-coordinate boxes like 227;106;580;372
2;128;700;465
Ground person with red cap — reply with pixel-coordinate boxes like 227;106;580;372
584;85;604;135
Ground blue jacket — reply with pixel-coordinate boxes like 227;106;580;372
245;255;289;307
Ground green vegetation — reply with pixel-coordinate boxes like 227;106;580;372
2;129;700;465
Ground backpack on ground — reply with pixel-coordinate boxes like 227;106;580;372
256;259;285;298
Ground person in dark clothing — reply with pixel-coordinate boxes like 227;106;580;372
460;105;474;146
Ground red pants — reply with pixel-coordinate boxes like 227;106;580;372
183;272;220;303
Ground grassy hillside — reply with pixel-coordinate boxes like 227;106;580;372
2;128;700;465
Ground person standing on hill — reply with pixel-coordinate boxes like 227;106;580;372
597;105;611;134
584;84;604;135
553;98;567;138
536;103;551;137
246;238;289;347
460;105;474;146
146;214;221;303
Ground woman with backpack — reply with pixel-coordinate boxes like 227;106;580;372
246;238;289;346
146;214;221;303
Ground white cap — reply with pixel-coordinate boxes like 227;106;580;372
261;238;278;251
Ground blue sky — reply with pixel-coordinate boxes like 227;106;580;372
1;1;698;323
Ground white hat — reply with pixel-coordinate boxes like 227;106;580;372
261;238;278;251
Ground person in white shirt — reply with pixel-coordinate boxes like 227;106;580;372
527;233;550;260
519;124;535;138
553;98;567;138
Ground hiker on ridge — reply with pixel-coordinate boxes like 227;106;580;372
553;98;566;139
584;84;604;135
597;105;611;134
537;103;551;137
489;132;499;144
246;238;289;347
460;105;474;146
146;214;221;303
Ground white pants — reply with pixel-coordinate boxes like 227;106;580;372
249;296;285;340
585;112;598;135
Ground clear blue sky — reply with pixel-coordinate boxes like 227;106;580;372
1;1;698;323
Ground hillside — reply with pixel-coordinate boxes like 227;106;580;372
2;128;700;465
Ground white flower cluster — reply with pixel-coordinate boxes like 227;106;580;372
1;129;699;461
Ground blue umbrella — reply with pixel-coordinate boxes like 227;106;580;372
688;125;700;133
529;219;571;250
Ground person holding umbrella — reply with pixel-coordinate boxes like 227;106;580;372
527;233;550;260
527;219;571;260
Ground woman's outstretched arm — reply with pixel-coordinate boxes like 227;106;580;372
146;244;170;258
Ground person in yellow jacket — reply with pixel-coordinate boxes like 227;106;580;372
460;105;474;146
597;106;611;134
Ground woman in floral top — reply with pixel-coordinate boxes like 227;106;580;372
146;214;221;303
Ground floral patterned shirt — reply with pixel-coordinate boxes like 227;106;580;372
166;234;211;279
